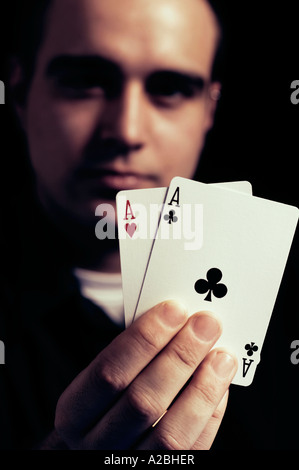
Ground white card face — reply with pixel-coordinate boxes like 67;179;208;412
117;181;252;328
117;187;167;327
134;177;298;386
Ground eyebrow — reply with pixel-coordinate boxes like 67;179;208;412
46;55;122;77
148;70;206;91
46;54;208;91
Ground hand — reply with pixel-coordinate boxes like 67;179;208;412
52;301;237;450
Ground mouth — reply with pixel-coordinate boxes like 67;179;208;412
75;167;158;193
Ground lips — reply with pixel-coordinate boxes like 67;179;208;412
75;167;157;191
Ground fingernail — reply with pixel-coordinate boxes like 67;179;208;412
211;352;236;378
160;301;188;328
191;314;221;342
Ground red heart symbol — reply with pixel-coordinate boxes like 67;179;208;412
125;223;137;238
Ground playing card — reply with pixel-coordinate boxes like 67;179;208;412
117;187;166;328
117;181;252;327
133;177;298;386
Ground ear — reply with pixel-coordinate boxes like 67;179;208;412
9;57;29;129
204;81;222;133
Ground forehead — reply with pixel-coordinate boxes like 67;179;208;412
38;0;220;78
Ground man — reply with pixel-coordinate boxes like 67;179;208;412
1;0;298;450
12;0;223;268
1;0;238;450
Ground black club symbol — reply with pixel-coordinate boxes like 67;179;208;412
194;268;228;302
164;210;178;225
245;342;259;357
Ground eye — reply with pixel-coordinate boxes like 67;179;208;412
54;71;121;99
57;73;99;89
146;72;203;107
47;56;124;99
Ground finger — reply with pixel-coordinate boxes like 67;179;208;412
138;348;237;450
191;389;229;450
84;312;222;449
55;300;188;446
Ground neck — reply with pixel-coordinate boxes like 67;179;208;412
75;245;121;273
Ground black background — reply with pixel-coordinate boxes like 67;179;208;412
0;0;299;453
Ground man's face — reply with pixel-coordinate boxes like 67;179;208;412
20;0;220;224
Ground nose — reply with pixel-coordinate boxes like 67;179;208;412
100;80;146;149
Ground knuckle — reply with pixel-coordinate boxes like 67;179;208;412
155;431;185;451
170;342;199;370
91;360;129;394
212;404;225;422
193;380;219;410
132;324;161;357
126;383;162;425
